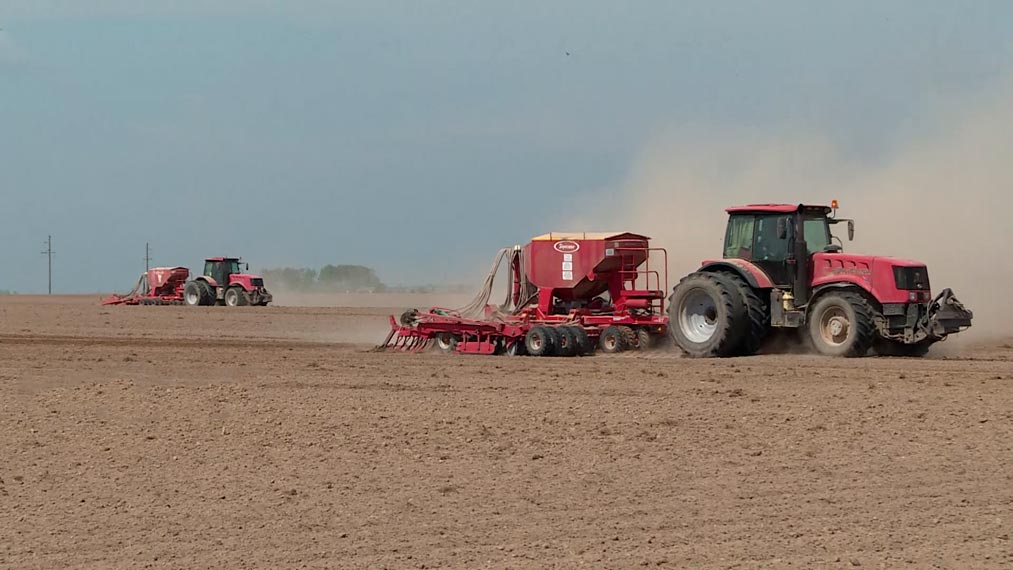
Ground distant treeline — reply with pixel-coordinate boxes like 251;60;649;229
262;265;386;292
0;290;16;295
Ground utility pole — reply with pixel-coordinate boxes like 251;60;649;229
41;235;54;294
145;242;152;272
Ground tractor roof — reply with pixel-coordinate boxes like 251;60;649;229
726;203;832;214
205;256;240;262
530;231;649;241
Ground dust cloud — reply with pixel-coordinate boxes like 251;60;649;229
575;81;1013;339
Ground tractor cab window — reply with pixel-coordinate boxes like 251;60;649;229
753;215;791;262
226;260;240;275
724;215;755;259
803;218;832;254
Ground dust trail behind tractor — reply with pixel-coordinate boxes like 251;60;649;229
379;232;670;356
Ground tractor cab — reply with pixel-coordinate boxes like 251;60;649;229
722;203;854;304
203;257;246;287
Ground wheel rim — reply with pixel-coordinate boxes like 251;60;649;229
819;306;851;346
436;334;454;351
225;291;236;306
530;334;542;351
679;289;719;343
185;289;198;304
603;333;617;351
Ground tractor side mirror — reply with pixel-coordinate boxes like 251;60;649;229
847;220;854;241
245;263;250;271
776;218;788;240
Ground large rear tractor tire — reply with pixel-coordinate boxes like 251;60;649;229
668;272;746;357
874;338;932;357
196;280;216;306
184;280;216;306
719;273;769;356
599;325;628;354
807;292;876;357
525;326;556;357
183;281;201;306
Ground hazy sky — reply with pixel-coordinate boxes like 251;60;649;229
2;1;1012;293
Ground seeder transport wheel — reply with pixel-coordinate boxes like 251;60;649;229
556;327;579;357
435;333;459;353
525;326;556;357
599;325;627;354
636;328;654;350
618;326;637;349
506;339;527;356
568;326;594;355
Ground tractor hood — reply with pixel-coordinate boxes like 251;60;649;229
811;252;929;304
227;273;267;289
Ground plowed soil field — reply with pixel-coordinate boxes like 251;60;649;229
2;295;1012;569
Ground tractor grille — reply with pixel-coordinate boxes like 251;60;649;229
251;278;264;287
893;266;930;290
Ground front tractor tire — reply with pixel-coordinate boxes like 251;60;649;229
669;272;745;357
807;292;876;357
224;287;249;307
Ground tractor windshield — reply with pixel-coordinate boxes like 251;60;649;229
803;217;832;254
752;215;791;262
226;259;240;274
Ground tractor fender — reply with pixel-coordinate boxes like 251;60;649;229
699;259;774;289
196;275;219;287
808;279;876;307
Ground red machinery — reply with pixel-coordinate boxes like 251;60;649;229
183;257;273;306
668;202;973;357
379;232;669;356
102;267;190;305
102;256;272;307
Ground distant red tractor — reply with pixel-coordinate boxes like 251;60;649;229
183;257;272;307
669;202;973;357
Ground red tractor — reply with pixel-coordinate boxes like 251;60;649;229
183;257;273;307
668;202;973;357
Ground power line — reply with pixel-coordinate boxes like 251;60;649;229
40;235;54;294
